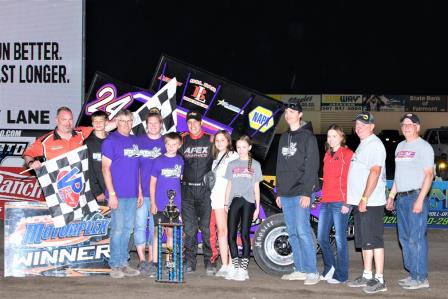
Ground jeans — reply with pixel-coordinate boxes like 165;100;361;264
134;197;154;246
281;196;317;274
317;202;350;282
182;185;212;267
109;198;137;268
396;193;429;281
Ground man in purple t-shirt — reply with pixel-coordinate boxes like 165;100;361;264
102;109;142;279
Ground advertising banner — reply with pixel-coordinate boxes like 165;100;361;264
362;95;406;112
0;136;36;167
0;166;45;220
149;55;284;160
406;95;448;112
384;181;448;229
4;201;111;277
0;1;83;130
269;94;321;111
321;94;363;111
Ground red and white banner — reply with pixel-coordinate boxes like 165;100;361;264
0;166;45;219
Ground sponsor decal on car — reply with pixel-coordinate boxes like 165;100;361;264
217;98;244;114
248;106;274;133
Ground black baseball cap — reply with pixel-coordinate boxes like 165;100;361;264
354;112;375;124
284;98;303;112
186;110;202;122
400;112;420;124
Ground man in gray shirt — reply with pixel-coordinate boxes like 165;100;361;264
346;112;387;294
386;113;434;290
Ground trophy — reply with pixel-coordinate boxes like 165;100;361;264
163;190;180;224
156;189;184;283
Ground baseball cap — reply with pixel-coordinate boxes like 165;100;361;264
186;110;202;122
354;112;375;124
400;112;420;124
148;107;161;114
284;98;303;112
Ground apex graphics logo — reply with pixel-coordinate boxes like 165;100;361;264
56;167;83;208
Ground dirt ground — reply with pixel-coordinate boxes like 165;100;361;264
1;221;447;299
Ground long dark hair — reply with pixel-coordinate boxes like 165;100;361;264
212;130;234;159
325;124;347;152
236;135;252;170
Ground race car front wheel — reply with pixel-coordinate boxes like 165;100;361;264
253;213;318;276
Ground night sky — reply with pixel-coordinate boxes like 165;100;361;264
86;1;448;95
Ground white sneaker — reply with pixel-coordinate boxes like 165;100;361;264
304;273;320;285
320;266;335;281
241;269;249;280
215;265;230;277
327;278;344;284
225;267;238;280
232;269;247;281
281;271;307;280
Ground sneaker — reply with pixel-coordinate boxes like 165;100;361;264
363;278;387;294
184;264;196;274
121;266;140;277
347;275;372;288
327;278;346;284
225;267;239;280
398;276;412;286
232;268;247;281
110;267;124;279
281;271;307;280
147;263;157;277
205;261;217;276
304;273;320;285
401;279;430;290
137;261;149;275
320;266;335;281
215;264;230;277
240;269;249;280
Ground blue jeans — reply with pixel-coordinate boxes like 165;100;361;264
109;198;137;268
317;202;350;282
134;197;154;246
396;193;429;281
281;196;317;274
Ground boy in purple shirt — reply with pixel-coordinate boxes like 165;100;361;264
102;109;142;279
149;132;184;272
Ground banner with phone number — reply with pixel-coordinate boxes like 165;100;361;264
384;181;448;228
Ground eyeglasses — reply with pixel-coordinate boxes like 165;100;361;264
118;119;133;124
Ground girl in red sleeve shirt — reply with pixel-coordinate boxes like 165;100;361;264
318;124;353;284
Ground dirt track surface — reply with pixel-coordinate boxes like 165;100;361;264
1;222;447;299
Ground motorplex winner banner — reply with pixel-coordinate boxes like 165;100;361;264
4;201;111;277
0;1;83;130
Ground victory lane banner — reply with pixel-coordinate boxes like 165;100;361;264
35;145;99;227
150;55;284;160
4;201;111;277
